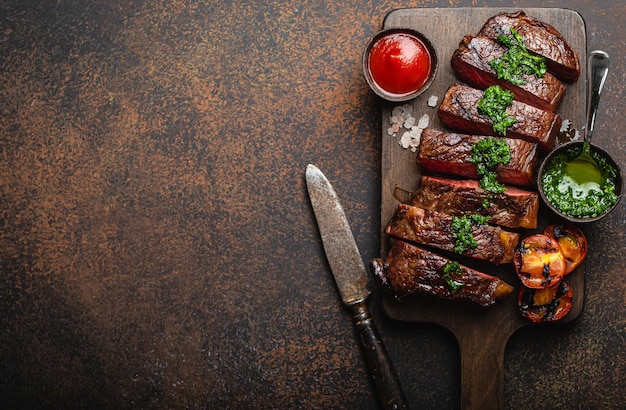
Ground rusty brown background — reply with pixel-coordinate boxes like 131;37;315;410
1;0;624;408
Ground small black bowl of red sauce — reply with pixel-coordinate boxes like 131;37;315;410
363;28;437;102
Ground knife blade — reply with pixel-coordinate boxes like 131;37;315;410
306;164;408;410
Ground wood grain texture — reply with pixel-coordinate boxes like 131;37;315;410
378;8;586;410
1;1;624;409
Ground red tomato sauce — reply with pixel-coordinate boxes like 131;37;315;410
367;32;432;96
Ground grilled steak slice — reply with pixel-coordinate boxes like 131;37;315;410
371;240;513;307
478;11;580;83
417;129;538;187
411;176;539;229
438;83;561;151
384;204;519;265
451;35;566;112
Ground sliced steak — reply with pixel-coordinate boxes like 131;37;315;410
451;35;566;112
371;240;514;307
478;11;580;83
416;128;538;187
384;204;519;265
411;175;539;229
438;83;561;152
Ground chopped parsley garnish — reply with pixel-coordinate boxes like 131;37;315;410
442;261;464;293
450;214;491;254
482;195;492;210
477;85;518;136
470;137;512;193
489;28;547;85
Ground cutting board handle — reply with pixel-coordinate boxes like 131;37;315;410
457;326;513;410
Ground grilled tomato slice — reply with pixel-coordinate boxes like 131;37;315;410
514;234;566;288
543;224;588;274
518;280;573;322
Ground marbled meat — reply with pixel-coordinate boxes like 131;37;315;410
412;176;539;229
384;204;519;265
371;240;514;307
451;35;566;112
478;11;580;83
417;129;538;187
438;84;561;152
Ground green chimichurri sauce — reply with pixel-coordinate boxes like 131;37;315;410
470;137;512;194
541;145;619;218
477;85;518;136
450;214;491;254
489;28;547;86
442;261;464;293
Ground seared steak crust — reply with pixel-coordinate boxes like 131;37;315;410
438;84;561;152
451;35;566;112
416;128;538;187
384;204;519;265
412;176;539;229
478;11;580;83
371;240;514;307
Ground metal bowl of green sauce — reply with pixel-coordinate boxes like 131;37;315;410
538;140;622;223
538;50;623;223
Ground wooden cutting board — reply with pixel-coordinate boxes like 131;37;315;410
378;8;587;409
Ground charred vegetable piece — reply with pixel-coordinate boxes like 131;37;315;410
518;280;573;322
543;224;588;274
514;234;566;288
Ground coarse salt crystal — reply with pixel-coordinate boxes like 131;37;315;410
409;129;422;151
417;114;429;129
399;132;412;149
404;115;416;129
410;138;421;151
410;127;422;139
391;104;429;150
427;95;439;107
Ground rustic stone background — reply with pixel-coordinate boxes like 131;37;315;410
1;0;624;408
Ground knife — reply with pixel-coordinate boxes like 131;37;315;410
305;164;408;410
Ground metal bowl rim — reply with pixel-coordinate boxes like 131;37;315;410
537;140;623;223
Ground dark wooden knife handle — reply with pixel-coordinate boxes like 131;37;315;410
351;302;409;410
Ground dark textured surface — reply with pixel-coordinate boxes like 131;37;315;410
0;0;623;409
